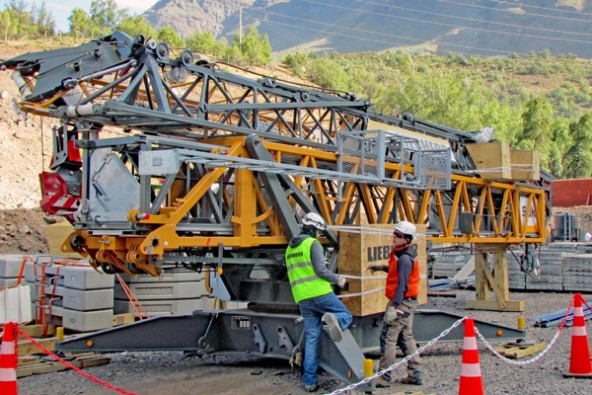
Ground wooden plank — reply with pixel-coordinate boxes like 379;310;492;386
17;354;111;378
112;313;135;326
452;257;474;281
494;342;547;359
465;299;524;312
17;335;73;356
428;291;457;298
17;337;58;356
465;141;511;180
17;324;56;338
416;225;428;305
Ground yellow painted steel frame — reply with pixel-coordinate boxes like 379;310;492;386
62;136;547;275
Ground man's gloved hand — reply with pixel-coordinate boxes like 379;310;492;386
336;275;347;289
368;264;388;273
384;306;398;324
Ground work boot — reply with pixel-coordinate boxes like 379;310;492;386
304;384;318;392
374;376;391;388
396;371;422;385
322;313;343;341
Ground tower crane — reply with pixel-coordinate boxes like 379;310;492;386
1;31;550;390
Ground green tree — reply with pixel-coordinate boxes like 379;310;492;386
0;9;17;43
282;51;309;76
89;0;120;36
157;26;184;48
230;26;271;66
69;8;90;41
517;97;554;168
33;1;54;37
548;120;572;178
563;113;592;178
186;31;218;54
117;15;156;40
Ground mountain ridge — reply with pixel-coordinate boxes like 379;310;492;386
143;0;592;58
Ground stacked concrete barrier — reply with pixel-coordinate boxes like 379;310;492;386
562;254;592;292
115;268;249;316
22;256;114;332
433;243;592;292
114;269;214;316
432;250;472;279
0;255;26;288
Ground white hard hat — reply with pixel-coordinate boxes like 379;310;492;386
394;221;416;238
585;232;592;242
302;212;327;231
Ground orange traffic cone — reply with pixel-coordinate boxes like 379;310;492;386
0;322;18;394
459;318;484;395
563;293;592;378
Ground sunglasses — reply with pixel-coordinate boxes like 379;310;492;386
393;232;405;238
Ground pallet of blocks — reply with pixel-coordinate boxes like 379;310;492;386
19;255;116;332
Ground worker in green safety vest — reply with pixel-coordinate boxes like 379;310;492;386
285;212;352;393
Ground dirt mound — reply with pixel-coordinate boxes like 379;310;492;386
0;208;50;254
0;46;56;254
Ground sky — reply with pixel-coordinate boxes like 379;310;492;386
39;0;158;33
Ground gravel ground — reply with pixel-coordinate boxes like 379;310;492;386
16;290;592;395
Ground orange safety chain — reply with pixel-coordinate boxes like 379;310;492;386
14;325;138;395
115;274;150;320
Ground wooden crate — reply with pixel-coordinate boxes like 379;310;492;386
465;141;511;180
510;149;540;181
338;224;427;316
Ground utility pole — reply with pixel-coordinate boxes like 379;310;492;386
239;7;243;51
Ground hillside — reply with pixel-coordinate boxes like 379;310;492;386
144;0;592;58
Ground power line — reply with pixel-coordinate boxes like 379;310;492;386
243;9;529;56
489;0;592;17
349;0;592;37
433;0;592;23
292;0;592;45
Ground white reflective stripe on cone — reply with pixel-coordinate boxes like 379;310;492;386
0;367;17;381
460;363;482;377
463;336;478;350
0;342;15;355
573;326;587;336
575;307;584;316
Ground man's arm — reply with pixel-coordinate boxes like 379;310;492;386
310;240;340;283
389;255;412;307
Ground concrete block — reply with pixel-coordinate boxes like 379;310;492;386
51;286;114;311
61;266;114;290
114;297;214;316
52;306;113;332
0;254;28;278
120;270;203;283
115;280;206;300
0;278;18;287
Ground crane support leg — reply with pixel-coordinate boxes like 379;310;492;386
465;244;524;311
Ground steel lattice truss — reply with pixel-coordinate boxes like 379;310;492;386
1;32;550;292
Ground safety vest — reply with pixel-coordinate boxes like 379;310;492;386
385;249;420;300
285;237;333;303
